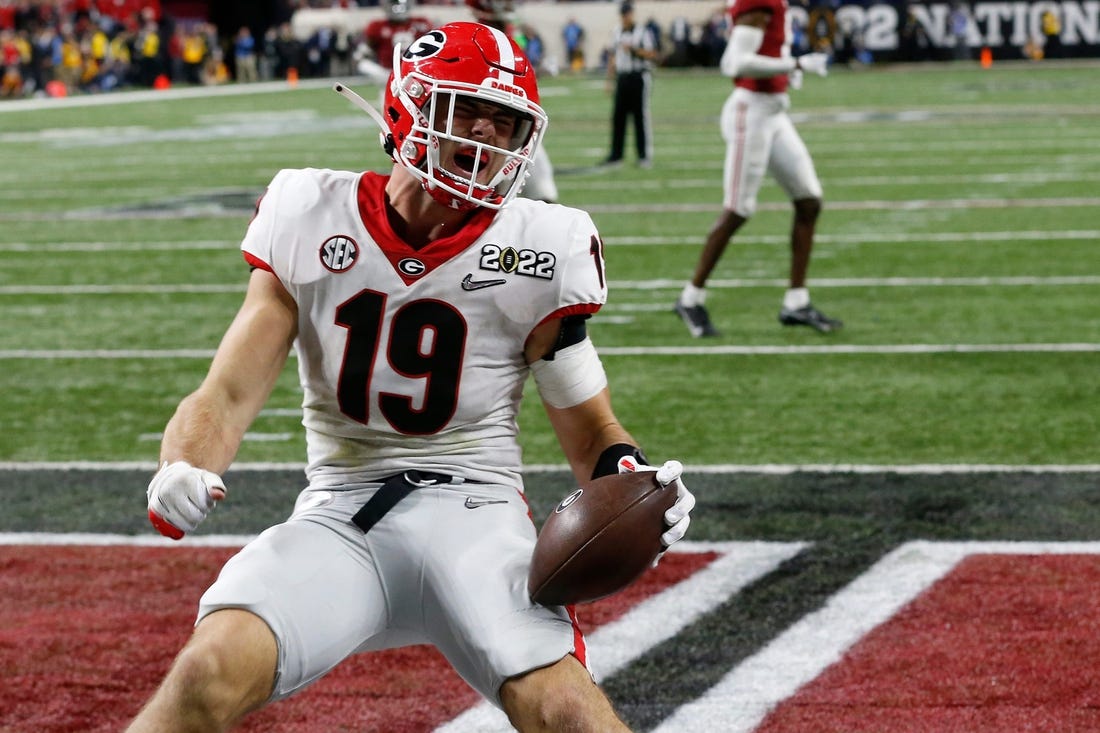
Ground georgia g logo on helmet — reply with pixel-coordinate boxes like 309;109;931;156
379;22;548;212
404;30;445;60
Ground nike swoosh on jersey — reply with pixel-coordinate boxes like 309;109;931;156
461;274;507;291
464;497;509;509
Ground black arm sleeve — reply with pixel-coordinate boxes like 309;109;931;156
592;443;650;479
541;314;590;362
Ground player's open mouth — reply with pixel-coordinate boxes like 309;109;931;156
453;147;490;179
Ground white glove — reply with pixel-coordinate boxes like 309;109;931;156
147;460;226;540
797;52;829;77
617;456;695;552
788;68;804;90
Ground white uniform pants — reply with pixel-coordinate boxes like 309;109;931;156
721;87;822;217
198;476;584;707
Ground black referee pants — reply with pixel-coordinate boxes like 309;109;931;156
609;70;651;163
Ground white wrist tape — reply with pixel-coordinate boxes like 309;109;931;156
530;337;608;409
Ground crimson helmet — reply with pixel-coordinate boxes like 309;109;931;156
380;22;546;210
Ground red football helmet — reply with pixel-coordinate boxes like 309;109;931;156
378;22;546;210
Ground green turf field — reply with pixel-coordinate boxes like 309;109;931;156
2;61;1100;733
1;62;1097;467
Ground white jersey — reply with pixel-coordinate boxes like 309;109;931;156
241;168;607;489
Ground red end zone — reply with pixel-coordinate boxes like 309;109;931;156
758;553;1100;733
0;542;718;733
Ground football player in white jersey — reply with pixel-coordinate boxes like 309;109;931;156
129;22;694;732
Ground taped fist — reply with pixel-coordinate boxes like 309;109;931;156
617;456;695;554
147;460;226;539
797;52;829;77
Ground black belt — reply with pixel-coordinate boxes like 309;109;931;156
351;471;469;534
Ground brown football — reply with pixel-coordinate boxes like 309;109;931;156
528;470;676;606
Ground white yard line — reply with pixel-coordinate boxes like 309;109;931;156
137;432;292;443
603;230;1100;246
612;275;1100;289
3;275;1098;296
598;343;1100;355
0;77;344;113
1;230;1095;253
1;343;1099;359
584;197;1100;214
0;284;246;294
563;171;1100;190
2;197;1099;223
3;343;1099;359
0;240;235;252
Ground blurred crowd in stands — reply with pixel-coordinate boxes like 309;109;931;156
0;0;763;100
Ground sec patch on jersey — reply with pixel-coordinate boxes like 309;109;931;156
529;471;676;606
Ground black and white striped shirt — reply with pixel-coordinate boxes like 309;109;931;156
612;24;657;74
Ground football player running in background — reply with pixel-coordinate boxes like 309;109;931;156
129;22;693;733
466;0;559;203
356;0;434;84
674;0;842;336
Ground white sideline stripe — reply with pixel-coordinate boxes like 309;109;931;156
434;541;808;733
651;540;1100;733
3;343;1100;359
3;461;1100;474
4;275;1098;296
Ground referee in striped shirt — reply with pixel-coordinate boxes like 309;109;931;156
604;2;659;168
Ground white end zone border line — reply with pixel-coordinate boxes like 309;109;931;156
434;540;807;733
652;540;1100;733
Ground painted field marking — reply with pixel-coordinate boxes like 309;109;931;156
584;197;1100;214
137;432;293;443
434;541;807;733
3;197;1099;223
3;230;1097;253
3;462;1099;474
3;343;1099;360
562;171;1100;191
651;540;1100;733
3;274;1098;297
0;533;805;732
